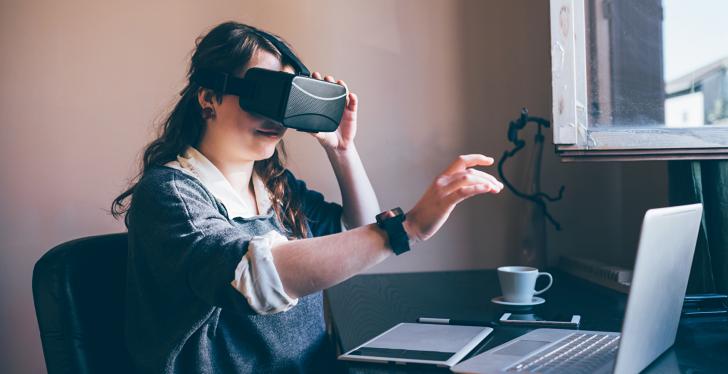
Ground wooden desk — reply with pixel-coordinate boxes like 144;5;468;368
325;270;728;373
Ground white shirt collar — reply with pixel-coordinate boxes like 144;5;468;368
164;147;273;219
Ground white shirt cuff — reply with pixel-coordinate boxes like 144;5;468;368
230;230;298;315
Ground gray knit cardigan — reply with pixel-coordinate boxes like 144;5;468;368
124;166;344;373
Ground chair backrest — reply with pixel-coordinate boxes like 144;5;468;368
33;233;133;374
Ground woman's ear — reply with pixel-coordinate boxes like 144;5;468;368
198;88;218;120
197;87;216;109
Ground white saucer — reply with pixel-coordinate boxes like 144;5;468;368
491;296;545;306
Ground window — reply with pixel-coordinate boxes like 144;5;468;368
550;0;728;161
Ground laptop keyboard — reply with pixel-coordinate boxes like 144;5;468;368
506;333;620;373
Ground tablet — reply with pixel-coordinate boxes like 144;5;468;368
338;322;493;367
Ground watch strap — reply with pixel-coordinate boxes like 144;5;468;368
376;207;411;255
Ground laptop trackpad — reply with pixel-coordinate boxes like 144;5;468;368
494;340;551;356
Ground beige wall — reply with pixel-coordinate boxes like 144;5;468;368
0;0;667;372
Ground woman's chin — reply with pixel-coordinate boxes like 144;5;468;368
252;145;279;161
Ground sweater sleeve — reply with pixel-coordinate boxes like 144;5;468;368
130;169;263;315
284;170;344;237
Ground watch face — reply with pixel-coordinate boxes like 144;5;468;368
377;207;404;223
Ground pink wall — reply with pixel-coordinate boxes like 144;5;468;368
0;1;667;372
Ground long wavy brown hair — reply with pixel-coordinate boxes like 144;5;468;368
111;21;308;238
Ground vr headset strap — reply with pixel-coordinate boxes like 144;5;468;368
254;30;311;77
190;70;255;100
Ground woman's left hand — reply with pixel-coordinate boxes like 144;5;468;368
310;72;357;152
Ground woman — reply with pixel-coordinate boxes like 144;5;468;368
112;21;503;373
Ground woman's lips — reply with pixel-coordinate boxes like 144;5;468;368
255;128;284;138
255;121;286;138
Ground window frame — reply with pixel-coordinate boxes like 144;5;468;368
549;0;728;161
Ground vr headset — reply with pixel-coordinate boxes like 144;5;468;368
191;30;346;132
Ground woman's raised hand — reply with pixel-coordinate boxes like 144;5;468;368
309;71;357;151
404;154;503;242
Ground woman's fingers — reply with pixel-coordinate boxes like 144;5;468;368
443;154;494;176
440;170;502;196
313;73;339;85
467;168;504;190
347;92;358;111
335;79;355;109
446;184;494;205
336;79;348;91
314;74;349;91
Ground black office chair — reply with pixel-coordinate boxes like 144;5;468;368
32;233;134;374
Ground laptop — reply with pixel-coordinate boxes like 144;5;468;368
452;203;703;374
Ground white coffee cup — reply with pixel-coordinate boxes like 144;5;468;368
497;266;553;303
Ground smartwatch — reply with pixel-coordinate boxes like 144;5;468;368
375;207;411;255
